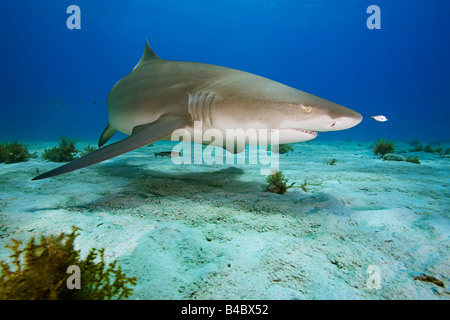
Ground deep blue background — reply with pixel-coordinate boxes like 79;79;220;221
1;0;449;142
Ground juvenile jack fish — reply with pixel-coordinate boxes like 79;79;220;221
371;115;388;122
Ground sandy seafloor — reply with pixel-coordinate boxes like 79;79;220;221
0;139;449;300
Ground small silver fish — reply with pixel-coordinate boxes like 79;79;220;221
371;115;388;122
154;151;182;158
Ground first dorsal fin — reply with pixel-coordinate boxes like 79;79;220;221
133;38;160;71
142;38;160;60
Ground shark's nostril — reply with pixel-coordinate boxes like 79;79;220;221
330;122;336;127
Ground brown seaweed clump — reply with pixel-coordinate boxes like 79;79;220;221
0;227;136;300
0;141;32;164
372;138;395;157
42;137;78;162
265;170;295;194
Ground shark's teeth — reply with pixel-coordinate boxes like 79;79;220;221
295;129;317;136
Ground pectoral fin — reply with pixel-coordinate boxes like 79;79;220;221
32;115;189;180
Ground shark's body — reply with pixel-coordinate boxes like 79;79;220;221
33;39;362;180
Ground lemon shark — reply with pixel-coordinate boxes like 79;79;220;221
32;39;362;180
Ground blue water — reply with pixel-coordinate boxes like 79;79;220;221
1;0;449;142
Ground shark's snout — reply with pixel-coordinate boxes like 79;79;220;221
327;111;363;131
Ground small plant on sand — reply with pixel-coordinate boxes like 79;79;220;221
265;170;295;194
0;141;33;164
270;144;294;155
406;156;421;164
446;148;450;155
299;178;322;192
79;145;97;157
410;144;423;152
0;227;137;300
324;158;338;166
424;144;434;153
278;144;294;155
372;138;395;157
42;137;78;162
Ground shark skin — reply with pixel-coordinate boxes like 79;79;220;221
32;39;362;180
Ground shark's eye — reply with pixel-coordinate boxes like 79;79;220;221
302;105;313;113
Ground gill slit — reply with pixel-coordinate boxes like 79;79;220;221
187;90;216;127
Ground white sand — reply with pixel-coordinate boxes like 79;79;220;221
0;140;449;299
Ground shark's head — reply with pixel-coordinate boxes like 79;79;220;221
212;75;363;143
270;95;363;143
275;90;363;138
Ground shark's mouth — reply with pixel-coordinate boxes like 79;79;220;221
294;129;318;137
277;128;318;144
